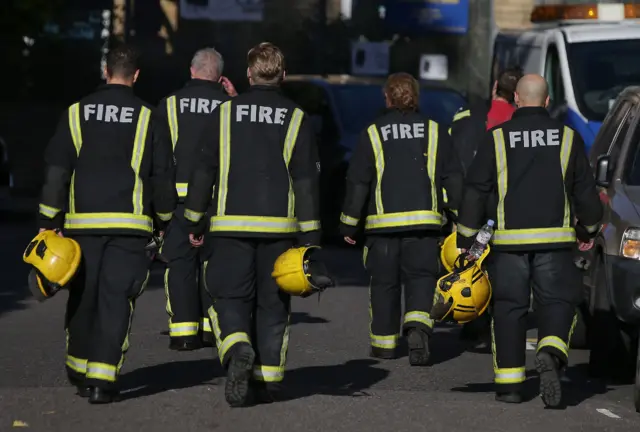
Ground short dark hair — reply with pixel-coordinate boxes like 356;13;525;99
106;44;140;79
496;66;523;103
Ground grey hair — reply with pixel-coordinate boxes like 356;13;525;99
191;48;224;81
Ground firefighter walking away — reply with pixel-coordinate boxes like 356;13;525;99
183;42;322;407
340;73;463;365
456;74;602;407
157;48;235;351
37;44;177;404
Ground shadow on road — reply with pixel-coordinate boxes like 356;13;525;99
0;213;36;318
282;359;389;400
450;363;613;407
119;358;223;400
291;311;329;325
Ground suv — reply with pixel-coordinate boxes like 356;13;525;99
584;86;640;412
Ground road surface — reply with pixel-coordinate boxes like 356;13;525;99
1;213;639;431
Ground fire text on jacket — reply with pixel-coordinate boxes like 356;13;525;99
83;104;135;123
380;123;425;141
508;129;561;148
236;105;288;125
179;98;222;114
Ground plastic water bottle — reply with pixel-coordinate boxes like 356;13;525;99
468;219;495;261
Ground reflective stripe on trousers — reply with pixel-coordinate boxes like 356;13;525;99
64;212;153;233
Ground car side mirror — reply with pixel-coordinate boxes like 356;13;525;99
595;154;611;188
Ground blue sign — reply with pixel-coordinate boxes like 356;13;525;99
384;0;469;35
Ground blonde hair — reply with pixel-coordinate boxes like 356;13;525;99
247;42;285;85
384;73;420;112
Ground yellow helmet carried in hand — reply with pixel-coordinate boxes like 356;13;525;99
272;246;334;297
440;232;464;273
431;244;491;324
23;230;81;301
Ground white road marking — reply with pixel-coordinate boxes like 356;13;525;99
596;408;621;419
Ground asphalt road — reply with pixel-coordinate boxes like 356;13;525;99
1;214;640;431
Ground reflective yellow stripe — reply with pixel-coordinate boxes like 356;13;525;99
457;223;478;237
340;212;359;226
64;212;153;232
169;322;199;337
176;182;188;198
65;354;87;374
209;215;298;233
403;311;434;329
370;333;399;349
448;127;452;135
184;208;204;223
427;120;439;212
39;203;60;218
368;125;385;214
299;220;320;232
86;362;117;382
217;101;232;216
284;108;304;218
493;128;508;231
208;305;224;363
218;332;251;362
253;365;285;383
365;210;441;230
201;317;212;333
156;212;172;222
68;103;83;214
132;107;151;215
453;109;470;122
537;335;569;357
560;126;574;228
494;366;525;384
492;227;575;245
167;96;179;150
443;188;448;204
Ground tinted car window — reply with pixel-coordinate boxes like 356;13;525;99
624;111;640;186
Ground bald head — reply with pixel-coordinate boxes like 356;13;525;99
190;48;224;82
514;74;549;108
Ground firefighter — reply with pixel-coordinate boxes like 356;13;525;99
448;66;523;347
449;67;523;175
456;74;602;407
37;44;177;404
183;42;321;407
340;72;463;365
157;47;237;351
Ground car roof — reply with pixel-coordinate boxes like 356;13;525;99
561;22;640;43
283;74;462;93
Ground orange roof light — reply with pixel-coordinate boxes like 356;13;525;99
531;3;640;22
531;5;597;22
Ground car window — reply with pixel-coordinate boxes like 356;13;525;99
608;102;634;163
591;99;633;160
544;44;565;107
280;81;339;143
623;107;640;185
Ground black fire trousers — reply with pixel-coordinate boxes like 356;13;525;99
206;237;293;384
65;235;150;390
364;234;440;354
162;205;212;342
490;249;582;392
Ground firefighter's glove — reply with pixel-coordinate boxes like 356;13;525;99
575;223;598;243
188;217;208;238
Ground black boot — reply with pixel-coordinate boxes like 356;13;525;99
536;351;562;408
88;387;120;404
169;337;203;351
224;344;255;407
495;392;522;404
251;381;285;404
370;346;397;360
69;377;91;398
407;329;430;366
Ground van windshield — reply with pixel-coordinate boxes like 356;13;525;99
568;39;640;122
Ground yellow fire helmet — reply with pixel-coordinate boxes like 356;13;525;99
440;232;464;273
272;246;334;297
431;244;492;324
23;230;81;301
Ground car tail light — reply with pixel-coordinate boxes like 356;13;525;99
621;228;640;259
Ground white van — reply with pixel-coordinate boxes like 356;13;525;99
491;3;640;152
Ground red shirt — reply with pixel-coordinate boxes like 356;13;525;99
486;99;515;130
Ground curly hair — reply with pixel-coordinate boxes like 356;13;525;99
384;73;420;112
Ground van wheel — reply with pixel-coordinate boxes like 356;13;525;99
588;256;635;381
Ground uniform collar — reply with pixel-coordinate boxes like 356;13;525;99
98;83;133;92
185;79;223;91
512;106;549;119
249;84;281;92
